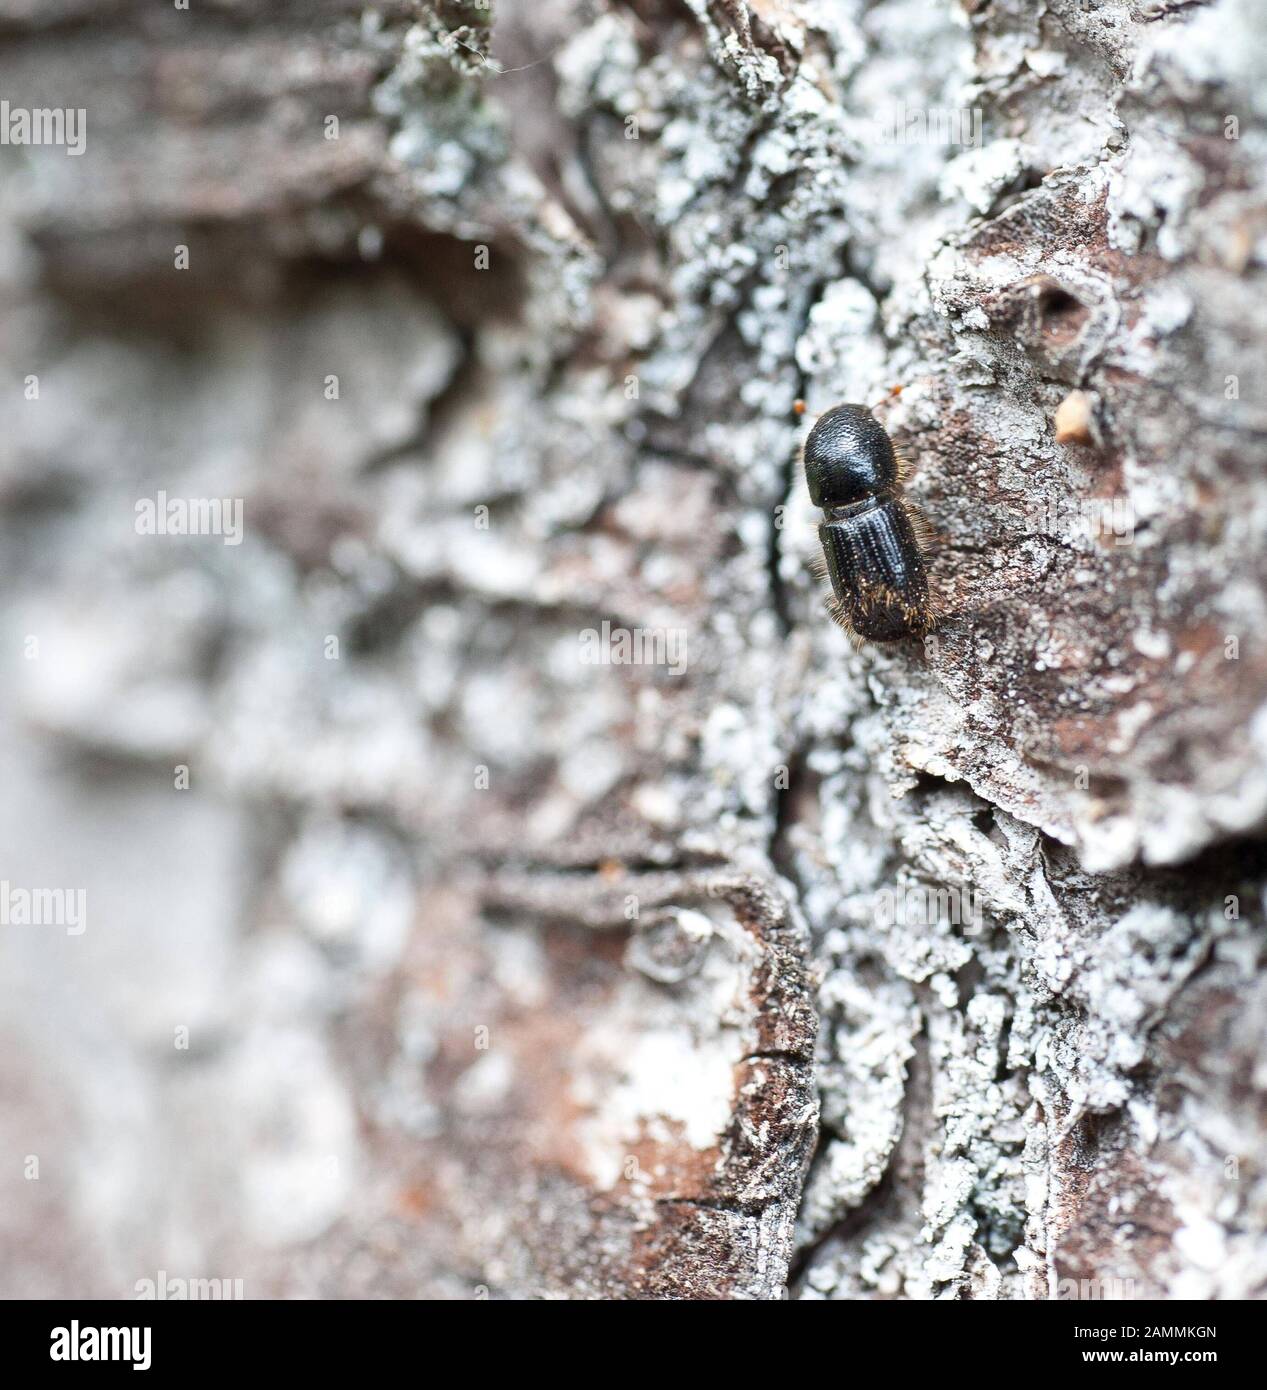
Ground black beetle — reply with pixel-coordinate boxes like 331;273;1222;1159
802;403;936;643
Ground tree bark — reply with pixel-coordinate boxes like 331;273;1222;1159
2;0;1265;1299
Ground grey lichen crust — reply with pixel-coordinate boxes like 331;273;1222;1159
1;0;1265;1299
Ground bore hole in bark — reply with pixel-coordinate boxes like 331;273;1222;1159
1037;286;1090;345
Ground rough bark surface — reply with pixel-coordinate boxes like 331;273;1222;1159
1;0;1265;1299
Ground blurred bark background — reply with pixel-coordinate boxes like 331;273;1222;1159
1;0;1266;1299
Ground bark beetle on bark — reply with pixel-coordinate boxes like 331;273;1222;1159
1;0;1265;1299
